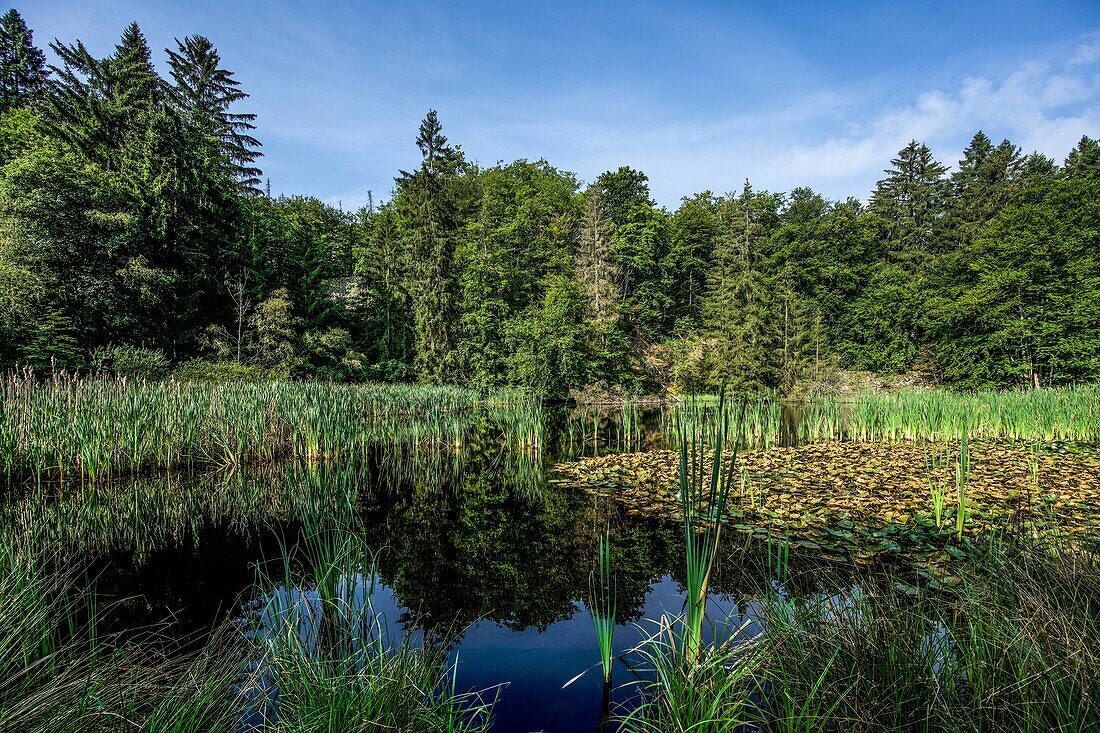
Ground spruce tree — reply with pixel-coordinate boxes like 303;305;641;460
0;9;46;111
1064;135;1100;180
870;140;949;264
395;110;464;383
45;23;163;169
702;181;781;392
951;131;1022;243
111;23;159;111
167;35;262;192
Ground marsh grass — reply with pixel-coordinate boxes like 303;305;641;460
924;443;950;529
582;386;1100;451
619;536;1100;732
955;432;970;541
0;374;541;486
678;395;745;665
0;523;254;732
247;517;497;733
590;525;616;686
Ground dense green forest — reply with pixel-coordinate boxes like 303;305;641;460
1;10;1098;397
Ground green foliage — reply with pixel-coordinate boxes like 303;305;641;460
1;12;1099;394
0;10;46;112
173;359;276;382
92;345;170;379
505;275;591;399
930;174;1100;388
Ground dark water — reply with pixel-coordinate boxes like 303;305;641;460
16;405;838;733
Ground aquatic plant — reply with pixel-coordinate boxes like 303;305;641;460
620;536;1100;732
0;374;542;486
956;432;970;541
590;524;616;686
678;394;744;665
925;443;950;529
251;520;497;733
0;523;253;732
616;615;760;733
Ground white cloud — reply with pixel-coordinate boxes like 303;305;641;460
302;33;1100;207
611;37;1100;204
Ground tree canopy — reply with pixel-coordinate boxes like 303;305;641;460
2;10;1099;396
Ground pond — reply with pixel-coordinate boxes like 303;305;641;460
5;392;1100;731
75;462;779;731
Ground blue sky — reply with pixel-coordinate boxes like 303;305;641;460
24;0;1100;209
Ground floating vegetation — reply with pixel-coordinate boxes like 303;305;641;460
554;440;1100;575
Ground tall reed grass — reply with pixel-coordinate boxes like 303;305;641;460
677;396;744;665
618;537;1100;732
0;373;542;486
568;386;1100;452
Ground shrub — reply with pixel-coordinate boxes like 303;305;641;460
173;359;277;383
92;345;170;380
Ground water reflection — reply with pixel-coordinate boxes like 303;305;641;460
0;402;946;732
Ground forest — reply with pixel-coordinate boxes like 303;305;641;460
2;9;1099;398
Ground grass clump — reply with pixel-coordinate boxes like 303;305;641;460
245;516;496;733
618;537;1100;732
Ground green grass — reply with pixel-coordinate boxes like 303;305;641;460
0;524;253;732
0;374;541;486
618;536;1100;732
0;505;497;732
249;515;496;732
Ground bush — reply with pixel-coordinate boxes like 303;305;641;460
173;359;277;383
92;345;170;380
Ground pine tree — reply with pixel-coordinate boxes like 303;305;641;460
112;23;159;111
0;9;46;111
167;35;262;192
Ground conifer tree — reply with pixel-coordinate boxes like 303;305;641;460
666;192;718;330
0;9;46;111
45;23;162;170
1064;135;1100;180
870;140;949;264
702;181;781;391
167;35;262;192
395;110;464;383
951;131;1022;243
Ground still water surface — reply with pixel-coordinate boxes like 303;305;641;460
38;405;827;732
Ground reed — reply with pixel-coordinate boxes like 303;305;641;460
677;394;744;665
250;519;496;732
924;443;950;530
956;431;970;541
590;525;616;686
588;385;1100;451
620;537;1100;732
0;374;542;486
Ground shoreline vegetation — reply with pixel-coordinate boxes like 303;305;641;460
4;375;1099;486
4;379;1100;730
